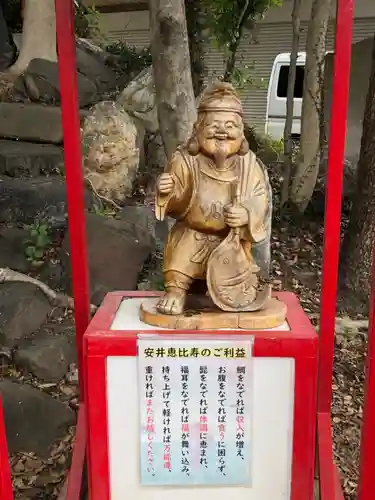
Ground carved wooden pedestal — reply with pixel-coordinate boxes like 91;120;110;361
140;295;287;330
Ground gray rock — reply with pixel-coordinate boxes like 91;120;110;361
38;260;64;291
116;205;174;292
0;226;30;273
0;102;63;143
0;283;52;348
117;67;159;133
137;254;164;292
14;325;76;382
117;204;172;252
61;212;155;304
0;102;88;144
24;58;97;108
319;154;357;198
0;176;93;227
76;45;118;92
0;140;64;177
76;38;116;67
0;380;74;457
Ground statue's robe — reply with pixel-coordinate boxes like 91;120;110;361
156;147;271;283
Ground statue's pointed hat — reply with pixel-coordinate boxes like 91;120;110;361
198;82;243;116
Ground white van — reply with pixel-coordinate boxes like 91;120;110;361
265;39;373;191
265;52;306;141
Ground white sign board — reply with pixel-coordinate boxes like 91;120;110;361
137;336;254;486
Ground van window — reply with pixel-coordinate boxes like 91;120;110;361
277;65;305;98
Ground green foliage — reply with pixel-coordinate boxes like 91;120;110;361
91;202;116;217
230;64;266;90
270;136;284;156
105;42;152;74
244;124;284;164
24;221;52;267
202;0;283;85
74;2;103;44
203;0;281;49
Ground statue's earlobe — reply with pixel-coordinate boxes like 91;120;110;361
238;138;250;156
187;135;200;156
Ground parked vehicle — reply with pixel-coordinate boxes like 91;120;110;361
265;51;336;141
265;39;373;196
265;52;306;141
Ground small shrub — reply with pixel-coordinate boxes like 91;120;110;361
74;3;104;44
24;221;51;267
244;124;284;166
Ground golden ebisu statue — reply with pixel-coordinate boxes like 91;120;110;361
155;82;272;316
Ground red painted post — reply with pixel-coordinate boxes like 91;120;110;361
357;243;375;500
0;397;13;500
318;0;354;414
55;0;90;399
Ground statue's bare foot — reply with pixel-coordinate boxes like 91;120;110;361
157;288;186;315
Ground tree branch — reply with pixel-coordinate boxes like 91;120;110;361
224;0;254;81
0;268;97;314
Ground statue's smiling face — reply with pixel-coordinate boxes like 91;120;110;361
197;111;244;160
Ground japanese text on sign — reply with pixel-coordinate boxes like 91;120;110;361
143;347;249;359
138;337;253;486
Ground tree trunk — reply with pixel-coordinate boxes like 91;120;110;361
8;0;57;76
185;0;205;97
149;0;197;159
280;0;302;209
289;0;332;211
343;34;375;304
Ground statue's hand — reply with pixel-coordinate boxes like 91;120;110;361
224;205;248;228
158;173;174;195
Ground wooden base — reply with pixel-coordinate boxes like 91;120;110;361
139;295;287;330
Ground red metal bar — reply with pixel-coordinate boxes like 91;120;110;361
318;0;354;414
357;243;375;500
55;0;90;399
66;405;86;500
317;412;343;500
0;397;13;500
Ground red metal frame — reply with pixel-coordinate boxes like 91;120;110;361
317;412;344;500
0;397;13;500
84;291;318;500
65;405;86;500
317;2;354;499
2;0;370;499
55;0;91;398
357;245;375;500
318;0;354;415
53;2;90;499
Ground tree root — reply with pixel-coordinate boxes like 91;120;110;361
0;267;97;314
85;177;122;210
335;316;369;336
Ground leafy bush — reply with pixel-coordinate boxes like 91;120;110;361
105;41;152;74
244;124;283;165
74;3;103;43
24;221;51;267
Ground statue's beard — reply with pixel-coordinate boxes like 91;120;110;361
201;139;239;169
213;142;229;170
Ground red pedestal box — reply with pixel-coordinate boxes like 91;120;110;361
84;291;318;500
